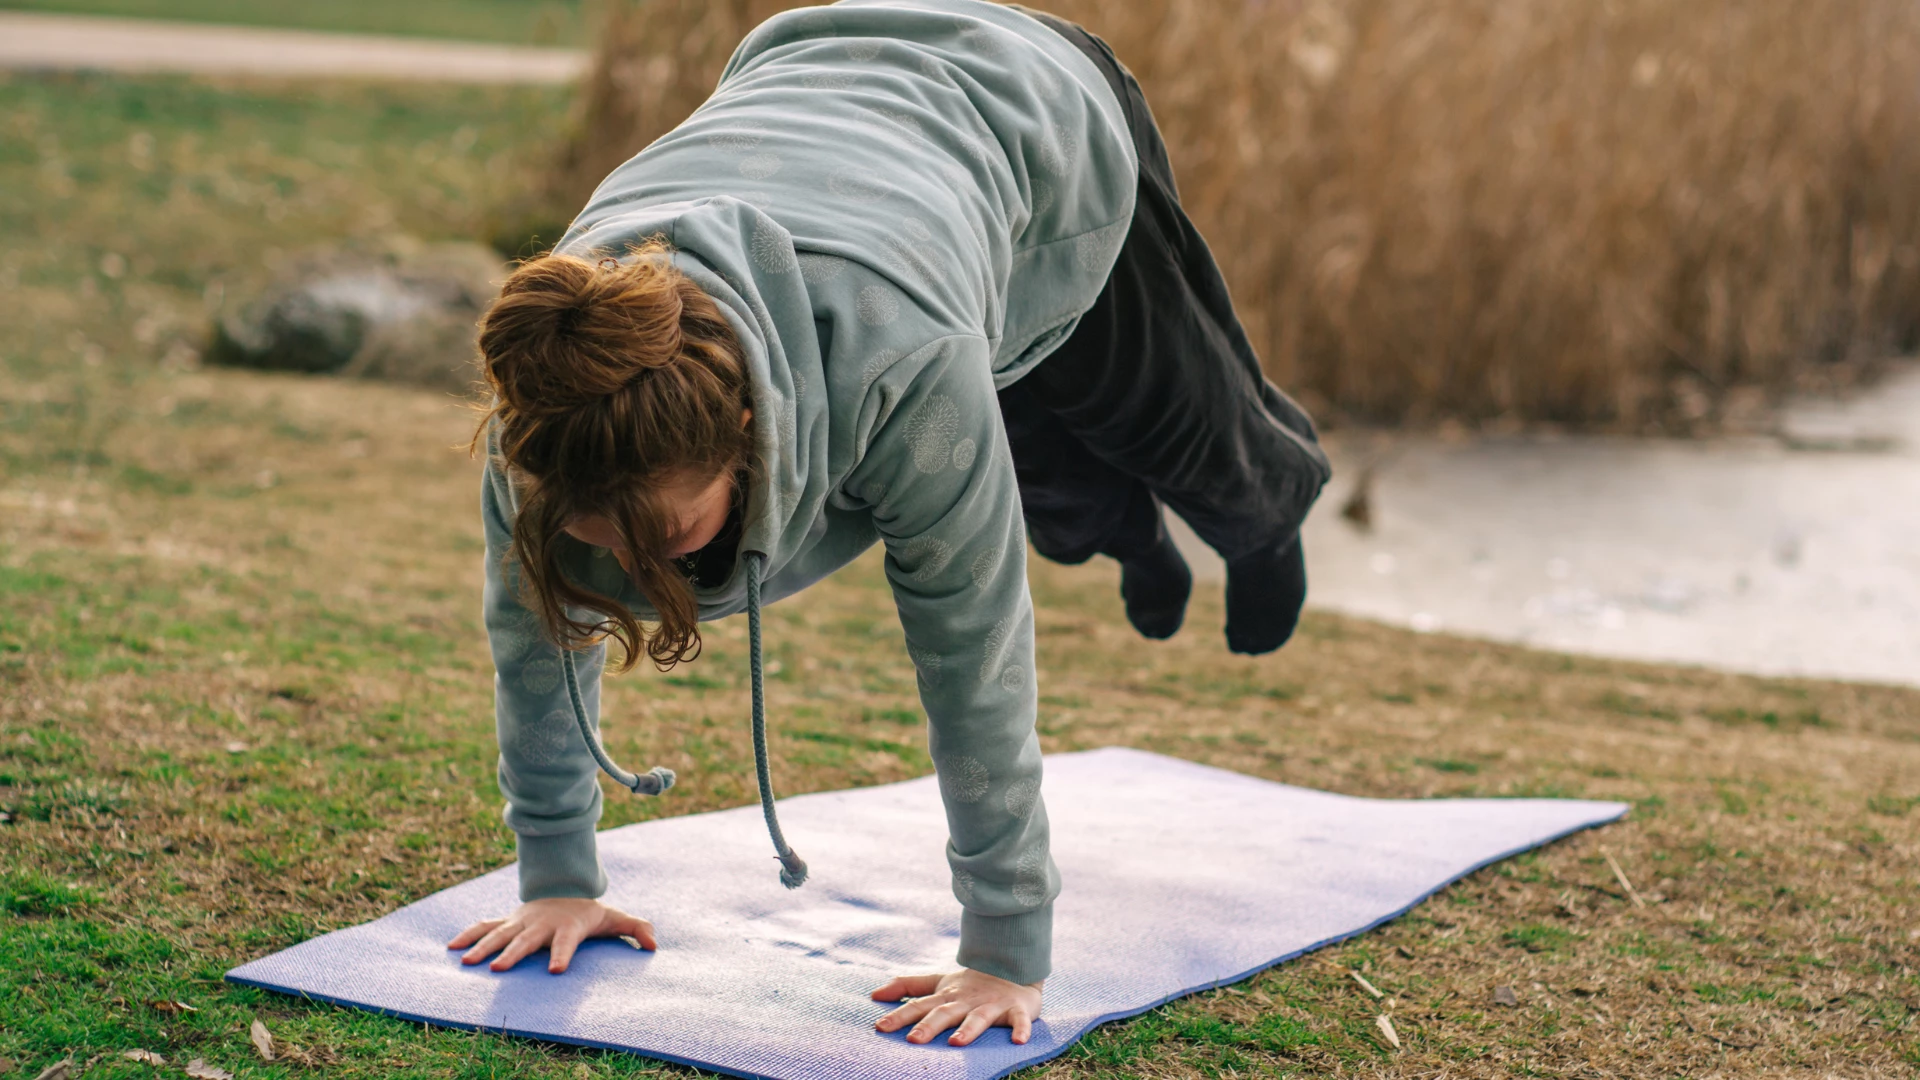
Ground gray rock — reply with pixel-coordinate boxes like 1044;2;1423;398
208;242;504;393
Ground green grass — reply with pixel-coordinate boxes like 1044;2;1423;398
0;0;587;45
1;68;1917;1079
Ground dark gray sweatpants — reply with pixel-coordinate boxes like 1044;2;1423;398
1001;9;1331;567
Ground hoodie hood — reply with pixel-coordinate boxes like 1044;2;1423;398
558;196;826;621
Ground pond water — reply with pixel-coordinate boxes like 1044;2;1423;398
1173;365;1920;688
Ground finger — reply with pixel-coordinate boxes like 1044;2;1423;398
871;973;943;1002
548;923;588;974
875;994;939;1033
1010;1004;1034;1045
908;1001;971;1045
489;922;552;972
447;918;503;950
947;1004;1006;1048
612;913;657;951
460;920;520;965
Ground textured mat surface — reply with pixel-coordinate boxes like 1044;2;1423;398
228;747;1626;1079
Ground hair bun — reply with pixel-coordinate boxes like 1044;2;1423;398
480;249;693;415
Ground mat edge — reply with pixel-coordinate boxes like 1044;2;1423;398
225;802;1629;1080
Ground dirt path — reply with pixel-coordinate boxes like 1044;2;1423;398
0;10;586;83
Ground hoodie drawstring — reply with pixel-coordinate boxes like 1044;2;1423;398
563;648;676;796
561;550;807;890
747;551;810;889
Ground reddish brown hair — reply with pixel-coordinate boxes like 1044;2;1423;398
473;240;752;671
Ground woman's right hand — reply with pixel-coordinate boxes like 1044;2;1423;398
448;897;656;974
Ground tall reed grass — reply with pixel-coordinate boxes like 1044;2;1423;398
542;0;1920;428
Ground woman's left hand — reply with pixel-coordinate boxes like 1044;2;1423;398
871;968;1044;1046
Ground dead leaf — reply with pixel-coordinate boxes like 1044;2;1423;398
31;1061;72;1080
1394;945;1415;960
224;741;248;754
276;1044;341;1067
0;1056;13;1075
1494;985;1520;1007
122;1049;167;1065
147;999;197;1015
250;1018;275;1062
1350;970;1385;1000
183;1060;233;1080
448;863;471;872
1374;1013;1401;1049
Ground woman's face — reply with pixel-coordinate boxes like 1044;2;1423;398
563;469;735;575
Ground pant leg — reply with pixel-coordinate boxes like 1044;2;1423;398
998;378;1159;565
1006;7;1332;564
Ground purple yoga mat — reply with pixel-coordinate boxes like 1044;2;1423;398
228;747;1625;1079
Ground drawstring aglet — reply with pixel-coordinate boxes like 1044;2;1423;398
776;851;809;889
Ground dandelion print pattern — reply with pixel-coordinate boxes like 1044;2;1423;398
1013;844;1051;908
908;643;943;689
951;437;977;471
940;755;990;804
979;615;1014;682
491;613;541;665
952;868;975;901
969;546;1000;588
708;122;766;153
1039;121;1078;176
1030;178;1054;217
845;39;883;62
904;394;961;473
801;70;857;92
904;535;955;582
1000;664;1027;692
1075;220;1129;274
750;217;796;274
860;348;900;388
516;709;575;767
796;253;844;286
739;154;782;180
856;285;900;326
520;656;561;696
827;166;891;203
1003;777;1039;819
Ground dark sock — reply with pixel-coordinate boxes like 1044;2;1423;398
1107;490;1191;640
1225;536;1307;655
1120;533;1192;640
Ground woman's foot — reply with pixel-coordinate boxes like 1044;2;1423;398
1119;532;1193;639
1224;536;1307;654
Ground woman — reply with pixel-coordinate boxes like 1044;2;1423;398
447;0;1330;1049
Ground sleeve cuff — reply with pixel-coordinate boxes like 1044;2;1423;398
515;827;609;901
958;904;1052;986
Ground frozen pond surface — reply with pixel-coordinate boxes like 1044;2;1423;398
1172;365;1920;688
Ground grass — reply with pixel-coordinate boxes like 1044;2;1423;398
0;0;588;45
561;0;1920;430
2;69;1919;1078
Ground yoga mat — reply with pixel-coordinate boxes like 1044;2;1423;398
228;747;1626;1079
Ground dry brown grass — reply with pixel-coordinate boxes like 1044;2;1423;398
4;68;1916;1078
552;0;1920;430
4;357;1917;1074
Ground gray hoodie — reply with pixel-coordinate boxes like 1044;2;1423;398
481;0;1136;986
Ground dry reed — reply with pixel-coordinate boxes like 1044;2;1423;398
546;0;1920;429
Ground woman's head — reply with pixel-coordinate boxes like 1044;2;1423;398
473;239;752;670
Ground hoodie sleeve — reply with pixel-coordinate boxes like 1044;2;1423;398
848;334;1057;987
480;460;611;902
